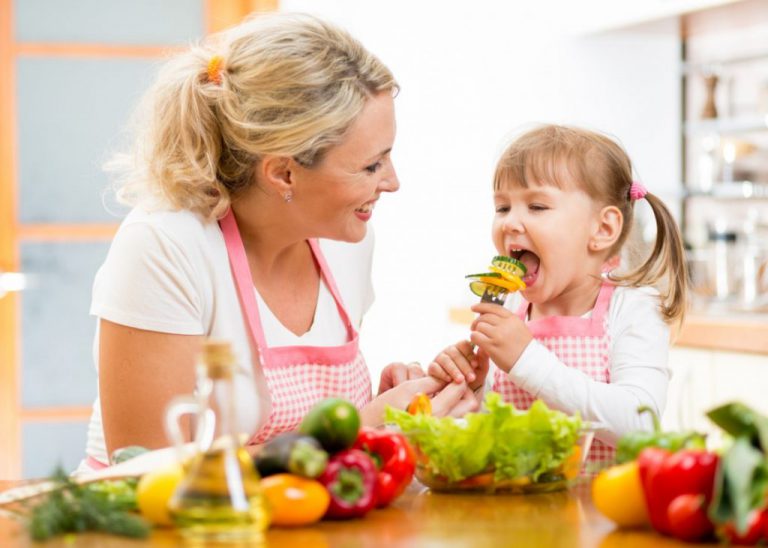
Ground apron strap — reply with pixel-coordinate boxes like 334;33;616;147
219;208;358;359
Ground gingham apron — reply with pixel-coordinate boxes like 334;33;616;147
220;209;372;445
491;282;616;466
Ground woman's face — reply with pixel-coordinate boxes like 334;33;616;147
291;91;399;243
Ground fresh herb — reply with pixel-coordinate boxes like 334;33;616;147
26;468;150;541
706;403;768;535
385;392;582;483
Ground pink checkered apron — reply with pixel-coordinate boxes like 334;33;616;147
491;282;616;467
220;209;372;445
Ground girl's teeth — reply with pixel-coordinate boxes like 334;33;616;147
356;204;373;213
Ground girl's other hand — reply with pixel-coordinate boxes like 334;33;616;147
377;361;426;394
428;340;488;391
470;303;533;373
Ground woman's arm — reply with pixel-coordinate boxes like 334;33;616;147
99;319;202;456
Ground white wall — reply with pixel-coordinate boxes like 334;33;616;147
281;0;681;388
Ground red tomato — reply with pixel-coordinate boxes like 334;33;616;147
667;493;714;542
721;510;768;545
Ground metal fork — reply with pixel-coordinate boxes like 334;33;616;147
481;286;509;305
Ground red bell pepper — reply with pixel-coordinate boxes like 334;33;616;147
637;447;719;540
317;449;377;520
354;427;416;508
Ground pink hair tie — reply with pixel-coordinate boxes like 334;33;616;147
629;181;648;201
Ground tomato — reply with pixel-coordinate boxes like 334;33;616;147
135;464;184;527
592;461;649;528
721;509;768;545
667;493;713;542
299;398;361;453
260;474;330;527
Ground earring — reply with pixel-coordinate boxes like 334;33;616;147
283;191;293;203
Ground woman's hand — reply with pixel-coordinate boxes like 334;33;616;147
361;376;479;426
377;361;426;394
470;303;533;373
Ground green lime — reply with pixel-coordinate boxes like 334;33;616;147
299;398;360;453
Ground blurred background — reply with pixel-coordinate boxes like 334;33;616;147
1;0;767;479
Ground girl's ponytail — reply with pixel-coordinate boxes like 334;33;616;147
612;192;689;324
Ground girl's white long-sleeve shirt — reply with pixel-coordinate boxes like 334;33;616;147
485;285;671;446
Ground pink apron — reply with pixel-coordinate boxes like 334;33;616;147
220;209;372;445
491;282;616;466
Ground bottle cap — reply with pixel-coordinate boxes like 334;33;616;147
202;340;235;379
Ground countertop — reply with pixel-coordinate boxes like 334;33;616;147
674;311;768;354
0;479;710;547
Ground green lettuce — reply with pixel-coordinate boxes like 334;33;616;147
385;392;582;483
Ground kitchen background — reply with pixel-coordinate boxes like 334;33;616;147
0;0;766;479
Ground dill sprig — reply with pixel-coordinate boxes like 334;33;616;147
26;468;150;541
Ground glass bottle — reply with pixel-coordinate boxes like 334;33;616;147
166;340;269;542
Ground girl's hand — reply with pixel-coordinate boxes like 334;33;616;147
470;303;533;373
377;361;426;394
427;340;489;391
360;376;479;426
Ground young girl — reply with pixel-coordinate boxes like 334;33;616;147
429;124;688;465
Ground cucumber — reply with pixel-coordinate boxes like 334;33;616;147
491;255;527;276
299;398;360;453
254;432;328;478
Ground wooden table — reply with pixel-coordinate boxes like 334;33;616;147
0;479;712;547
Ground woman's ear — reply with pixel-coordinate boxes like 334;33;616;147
258;155;295;198
589;205;623;252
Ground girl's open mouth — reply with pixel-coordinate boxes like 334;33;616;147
509;248;540;286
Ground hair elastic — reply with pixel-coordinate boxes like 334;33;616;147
206;55;224;85
629;181;648;201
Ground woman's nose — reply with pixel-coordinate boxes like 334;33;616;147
379;164;400;193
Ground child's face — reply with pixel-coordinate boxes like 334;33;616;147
492;178;603;305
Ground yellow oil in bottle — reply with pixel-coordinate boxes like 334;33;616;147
169;443;269;542
165;340;270;543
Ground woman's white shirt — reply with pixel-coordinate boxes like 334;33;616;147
82;208;374;467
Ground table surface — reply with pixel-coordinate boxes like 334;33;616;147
0;479;713;547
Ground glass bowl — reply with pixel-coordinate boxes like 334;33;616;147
409;427;595;495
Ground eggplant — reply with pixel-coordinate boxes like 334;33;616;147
254;432;328;478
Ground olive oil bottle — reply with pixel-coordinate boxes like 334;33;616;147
168;341;269;542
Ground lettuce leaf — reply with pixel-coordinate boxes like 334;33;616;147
385;392;582;483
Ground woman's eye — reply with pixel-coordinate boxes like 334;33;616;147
364;161;382;174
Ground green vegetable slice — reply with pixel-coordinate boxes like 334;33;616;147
465;272;501;280
491;255;527;276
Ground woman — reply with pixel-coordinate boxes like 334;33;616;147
80;13;477;470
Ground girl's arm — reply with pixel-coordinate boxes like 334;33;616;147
99;320;202;454
500;287;670;446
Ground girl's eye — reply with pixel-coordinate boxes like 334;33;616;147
495;205;510;214
364;161;382;174
529;204;548;211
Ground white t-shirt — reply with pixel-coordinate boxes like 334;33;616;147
485;286;671;446
82;207;375;467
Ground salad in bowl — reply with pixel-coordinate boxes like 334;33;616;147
385;393;593;494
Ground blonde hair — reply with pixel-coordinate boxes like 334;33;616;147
493;125;688;324
109;13;398;220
